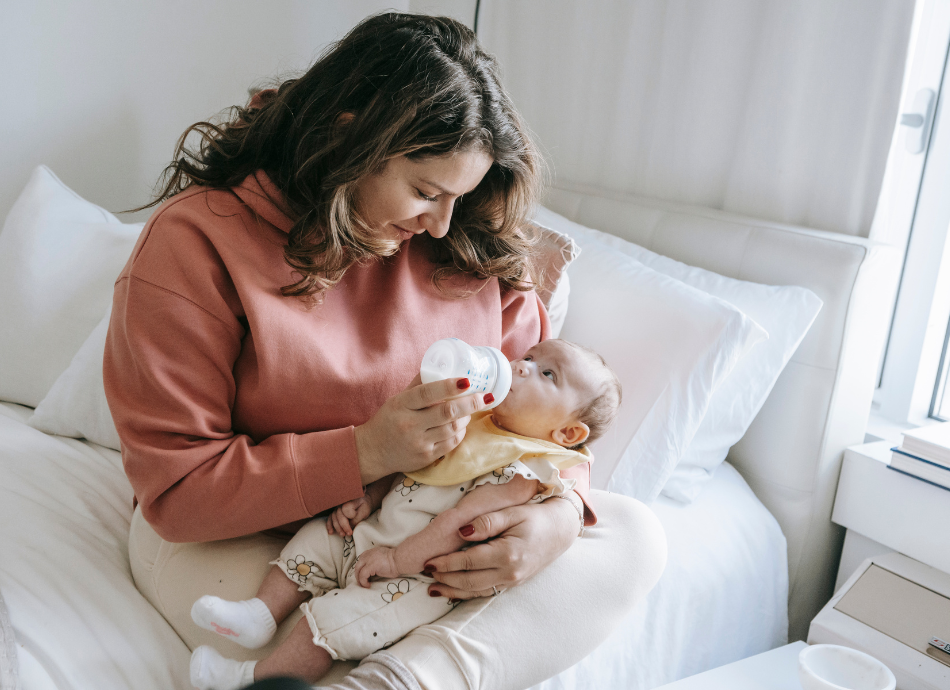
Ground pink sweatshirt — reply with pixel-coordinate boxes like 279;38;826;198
104;171;593;543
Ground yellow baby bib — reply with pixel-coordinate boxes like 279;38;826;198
405;411;593;486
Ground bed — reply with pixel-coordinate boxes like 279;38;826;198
0;172;899;689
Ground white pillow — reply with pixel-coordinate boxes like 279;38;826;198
29;306;121;451
0;166;143;407
536;206;822;502
558;235;767;504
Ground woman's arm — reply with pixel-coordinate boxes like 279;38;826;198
107;270;490;544
106;271;367;543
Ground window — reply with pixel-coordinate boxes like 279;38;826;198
872;0;950;438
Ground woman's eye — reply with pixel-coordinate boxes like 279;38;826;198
417;190;437;202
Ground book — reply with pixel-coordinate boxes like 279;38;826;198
890;447;950;491
900;422;950;468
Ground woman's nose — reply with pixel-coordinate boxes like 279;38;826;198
422;199;454;238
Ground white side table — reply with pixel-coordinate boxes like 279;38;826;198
831;440;950;589
653;642;807;689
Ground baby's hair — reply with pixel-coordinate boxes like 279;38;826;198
560;341;622;450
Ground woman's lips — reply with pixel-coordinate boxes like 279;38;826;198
394;225;415;241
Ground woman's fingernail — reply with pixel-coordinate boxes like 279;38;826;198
459;524;475;537
422;568;434;576
429;590;443;597
451;598;462;604
483;393;494;404
457;378;471;390
423;562;436;573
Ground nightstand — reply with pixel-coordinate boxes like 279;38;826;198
653;642;807;689
831;440;950;589
808;552;950;689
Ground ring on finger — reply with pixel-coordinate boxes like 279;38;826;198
491;585;502;596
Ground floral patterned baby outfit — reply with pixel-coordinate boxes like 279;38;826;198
274;415;592;660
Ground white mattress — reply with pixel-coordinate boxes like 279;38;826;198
0;402;787;690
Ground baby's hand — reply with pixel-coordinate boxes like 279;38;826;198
327;495;373;536
354;546;400;587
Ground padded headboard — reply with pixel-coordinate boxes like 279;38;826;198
545;182;900;641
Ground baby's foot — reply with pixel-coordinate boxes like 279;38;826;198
191;596;277;649
190;646;256;690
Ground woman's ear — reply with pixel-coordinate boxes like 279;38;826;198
552;421;589;447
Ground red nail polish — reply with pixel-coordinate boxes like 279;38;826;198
457;378;470;390
483;393;494;404
422;568;434;576
424;562;436;572
429;590;442;597
451;598;462;604
459;524;475;537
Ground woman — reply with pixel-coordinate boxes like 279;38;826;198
104;13;666;690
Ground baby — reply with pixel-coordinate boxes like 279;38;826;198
189;338;621;690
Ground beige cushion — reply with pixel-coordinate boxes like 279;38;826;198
526;221;579;337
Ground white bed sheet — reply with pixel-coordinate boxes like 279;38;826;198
530;461;789;690
0;403;191;690
0;403;786;690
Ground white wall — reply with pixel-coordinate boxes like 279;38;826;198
0;1;408;222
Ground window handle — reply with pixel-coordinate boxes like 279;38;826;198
900;88;936;154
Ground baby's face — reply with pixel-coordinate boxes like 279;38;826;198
491;339;599;447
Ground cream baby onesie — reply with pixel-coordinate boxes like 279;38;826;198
273;412;592;660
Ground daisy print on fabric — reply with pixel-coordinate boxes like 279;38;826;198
342;535;354;559
285;555;317;586
382;579;411;603
394;478;420;496
492;464;516;483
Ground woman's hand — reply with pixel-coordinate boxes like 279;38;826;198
423;495;581;600
354;375;491;485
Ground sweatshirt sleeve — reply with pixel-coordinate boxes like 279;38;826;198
103;211;363;543
498;288;595;524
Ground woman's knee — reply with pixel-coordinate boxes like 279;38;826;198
589;490;667;607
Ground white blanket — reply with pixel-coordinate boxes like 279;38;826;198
0;403;786;690
0;403;190;690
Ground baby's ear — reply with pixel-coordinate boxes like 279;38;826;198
552;421;589;447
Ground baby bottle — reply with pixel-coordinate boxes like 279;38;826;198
419;338;511;410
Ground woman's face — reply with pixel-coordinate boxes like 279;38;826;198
354;150;493;242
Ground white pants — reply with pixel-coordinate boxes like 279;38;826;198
129;490;666;689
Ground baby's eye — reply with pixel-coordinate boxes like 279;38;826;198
543;370;555;380
417;189;437;202
523;356;533;361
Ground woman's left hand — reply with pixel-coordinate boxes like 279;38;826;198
424;496;581;600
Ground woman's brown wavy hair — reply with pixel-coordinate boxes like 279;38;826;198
138;12;542;302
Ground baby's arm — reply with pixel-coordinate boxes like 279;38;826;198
355;474;541;585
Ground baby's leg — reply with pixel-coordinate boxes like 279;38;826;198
192;517;345;649
191;618;333;690
380;474;541;578
191;565;307;649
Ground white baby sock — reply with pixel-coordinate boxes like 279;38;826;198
191;596;277;649
190;645;256;690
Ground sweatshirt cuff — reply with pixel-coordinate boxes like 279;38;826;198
292;427;365;515
577;492;597;527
